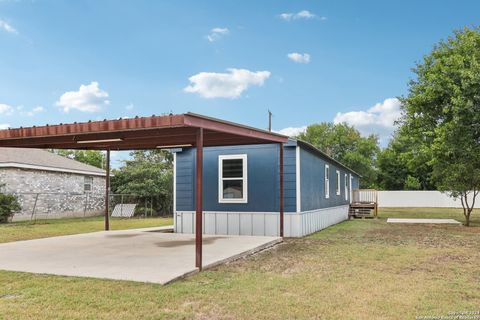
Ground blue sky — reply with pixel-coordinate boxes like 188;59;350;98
1;0;479;165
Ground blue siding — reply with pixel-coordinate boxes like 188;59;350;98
175;148;195;211
351;175;360;190
175;144;296;212
300;147;358;211
176;141;360;213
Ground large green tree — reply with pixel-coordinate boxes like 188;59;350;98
111;150;173;216
297;122;379;188
51;150;105;169
377;127;436;190
400;27;480;226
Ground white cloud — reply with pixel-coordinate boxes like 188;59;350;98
276;125;307;137
22;106;45;116
184;68;271;99
334;98;402;143
206;27;229;42
296;10;315;19
56;82;110;113
125;103;134;111
0;104;45;117
279;10;320;21
287;52;311;64
0;123;9;130
0;103;13;115
0;19;18;34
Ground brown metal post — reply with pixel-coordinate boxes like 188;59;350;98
105;149;110;231
195;128;203;269
279;143;284;237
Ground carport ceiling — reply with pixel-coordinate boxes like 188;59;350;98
0;112;288;150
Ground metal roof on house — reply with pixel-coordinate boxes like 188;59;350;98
0;147;106;176
295;140;362;177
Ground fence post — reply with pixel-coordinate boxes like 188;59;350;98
120;194;124;217
150;197;153;218
31;193;40;222
83;193;89;217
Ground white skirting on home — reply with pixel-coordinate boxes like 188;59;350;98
174;205;349;237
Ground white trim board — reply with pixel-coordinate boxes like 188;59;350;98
218;154;248;204
173;152;177;231
324;164;330;199
0;163;106;177
296;146;301;213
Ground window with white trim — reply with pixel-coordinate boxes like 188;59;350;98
345;173;348;201
325;164;330;199
218;154;248;203
84;176;93;192
336;170;341;196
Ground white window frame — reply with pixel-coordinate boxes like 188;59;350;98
336;170;341;196
324;164;330;199
218;154;248;203
349;174;353;203
84;176;93;192
345;173;348;201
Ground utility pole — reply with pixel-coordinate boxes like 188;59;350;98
268;110;273;132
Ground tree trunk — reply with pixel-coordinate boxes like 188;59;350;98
460;193;470;227
460;191;478;227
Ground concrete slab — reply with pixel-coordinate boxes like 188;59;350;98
0;228;281;284
387;218;462;224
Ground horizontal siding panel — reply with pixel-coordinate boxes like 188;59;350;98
176;144;296;213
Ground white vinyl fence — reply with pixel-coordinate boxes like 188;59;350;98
378;191;480;208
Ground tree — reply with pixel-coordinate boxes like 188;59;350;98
376;135;409;190
400;27;480;226
297;122;379;188
0;184;21;223
111;150;173;216
51;150;105;169
377;129;436;190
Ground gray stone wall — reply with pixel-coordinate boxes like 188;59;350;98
0;167;106;221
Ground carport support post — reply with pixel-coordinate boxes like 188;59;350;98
195;128;204;269
279;143;284;238
105;149;110;231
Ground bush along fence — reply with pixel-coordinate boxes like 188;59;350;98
0;191;21;223
10;192;173;222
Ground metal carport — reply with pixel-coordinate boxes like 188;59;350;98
0;113;288;270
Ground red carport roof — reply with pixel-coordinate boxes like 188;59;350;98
0;112;288;150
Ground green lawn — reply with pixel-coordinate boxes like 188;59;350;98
0;216;173;244
0;208;479;319
380;207;480;225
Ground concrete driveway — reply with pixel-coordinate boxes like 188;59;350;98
0;228;281;284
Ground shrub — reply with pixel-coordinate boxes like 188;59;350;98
0;189;21;223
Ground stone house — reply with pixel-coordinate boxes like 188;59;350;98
0;148;106;221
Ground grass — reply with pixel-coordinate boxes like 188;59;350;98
0;216;173;244
0;208;479;319
380;207;480;226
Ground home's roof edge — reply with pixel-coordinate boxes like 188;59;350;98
294;139;362;177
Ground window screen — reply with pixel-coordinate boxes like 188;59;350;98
219;155;247;203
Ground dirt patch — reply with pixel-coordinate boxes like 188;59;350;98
364;224;480;249
0;293;21;299
429;253;473;264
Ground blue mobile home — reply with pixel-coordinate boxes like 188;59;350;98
173;139;360;237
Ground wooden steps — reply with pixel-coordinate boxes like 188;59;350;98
348;189;378;219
